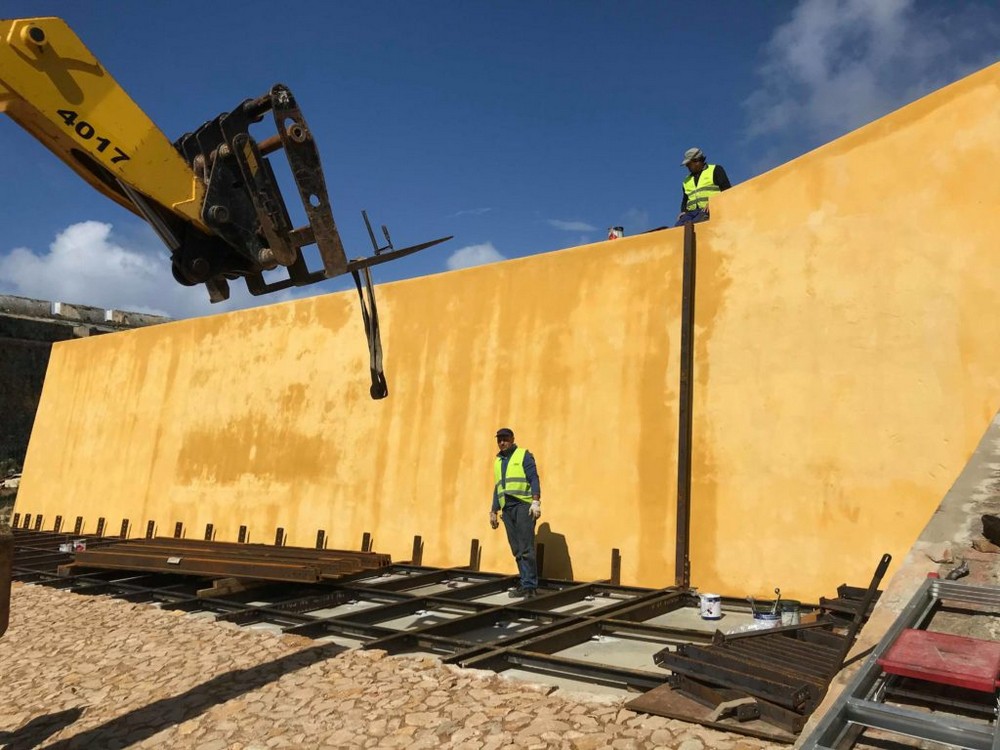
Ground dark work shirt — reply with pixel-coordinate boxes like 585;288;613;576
491;445;541;512
680;164;732;212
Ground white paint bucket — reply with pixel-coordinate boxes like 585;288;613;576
780;600;801;626
753;612;781;628
699;593;722;620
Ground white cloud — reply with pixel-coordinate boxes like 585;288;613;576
445;242;506;270
547;219;597;232
449;207;492;218
0;221;298;319
745;0;1000;144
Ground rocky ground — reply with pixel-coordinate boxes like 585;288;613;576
0;583;783;749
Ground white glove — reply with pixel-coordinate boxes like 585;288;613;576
529;500;541;519
489;511;499;529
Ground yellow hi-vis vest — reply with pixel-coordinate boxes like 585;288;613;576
683;164;721;211
494;448;532;508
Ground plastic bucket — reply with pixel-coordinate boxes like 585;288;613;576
780;600;801;626
699;593;722;620
752;612;781;628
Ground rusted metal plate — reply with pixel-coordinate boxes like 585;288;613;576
626;683;797;744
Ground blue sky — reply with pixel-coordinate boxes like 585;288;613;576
1;1;998;318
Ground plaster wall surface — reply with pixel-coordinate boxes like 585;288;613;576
17;238;684;586
690;61;1000;598
15;61;1000;599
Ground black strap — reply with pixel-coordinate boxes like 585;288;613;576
351;267;388;400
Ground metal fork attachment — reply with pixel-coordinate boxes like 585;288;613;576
171;83;450;301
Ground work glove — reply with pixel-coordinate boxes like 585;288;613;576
529;500;541;519
489;511;499;529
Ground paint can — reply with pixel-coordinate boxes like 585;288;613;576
780;600;801;627
752;612;781;628
608;226;624;240
72;539;87;552
58;543;73;553
699;593;722;620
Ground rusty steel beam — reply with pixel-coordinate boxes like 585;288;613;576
678;643;827;691
110;540;373;564
142;537;391;567
67;550;327;582
99;547;368;577
658;651;813;712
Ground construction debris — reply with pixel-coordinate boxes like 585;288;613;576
627;554;891;742
800;577;1000;750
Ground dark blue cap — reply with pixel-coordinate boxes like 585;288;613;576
495;427;514;439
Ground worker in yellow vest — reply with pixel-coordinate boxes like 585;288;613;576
675;147;732;227
489;427;542;598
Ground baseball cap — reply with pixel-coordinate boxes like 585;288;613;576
681;147;704;166
495;428;514;439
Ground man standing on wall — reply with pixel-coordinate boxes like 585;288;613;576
674;147;732;227
489;427;542;598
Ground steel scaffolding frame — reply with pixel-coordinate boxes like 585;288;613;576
801;577;1000;750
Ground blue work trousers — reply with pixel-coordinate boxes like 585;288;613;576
673;208;710;227
501;499;537;590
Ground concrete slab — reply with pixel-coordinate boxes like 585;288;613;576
557;632;671;673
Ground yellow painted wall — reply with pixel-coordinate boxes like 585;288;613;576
15;61;1000;599
17;237;684;586
690;61;1000;598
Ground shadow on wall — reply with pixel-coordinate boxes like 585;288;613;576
537;522;574;580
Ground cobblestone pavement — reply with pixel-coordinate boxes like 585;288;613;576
0;583;784;749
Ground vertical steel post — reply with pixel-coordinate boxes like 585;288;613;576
675;222;696;587
0;522;10;637
411;535;423;565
